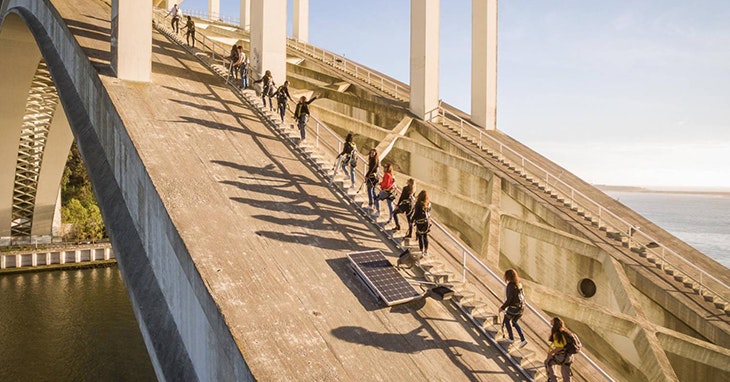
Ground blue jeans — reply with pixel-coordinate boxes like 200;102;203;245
341;161;355;185
367;184;377;208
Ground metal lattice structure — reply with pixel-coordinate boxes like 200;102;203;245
10;60;59;237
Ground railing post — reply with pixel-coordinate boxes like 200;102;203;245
315;123;320;148
462;249;467;282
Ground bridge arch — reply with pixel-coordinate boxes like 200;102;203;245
0;1;251;380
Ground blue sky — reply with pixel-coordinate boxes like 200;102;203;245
180;0;730;190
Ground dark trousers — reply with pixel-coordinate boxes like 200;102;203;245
545;353;572;382
393;207;413;235
504;314;525;341
278;101;287;122
171;17;179;33
186;31;195;46
417;232;428;253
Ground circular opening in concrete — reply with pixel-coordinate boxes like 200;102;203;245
578;278;596;298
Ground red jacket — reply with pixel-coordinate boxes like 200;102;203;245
380;173;394;190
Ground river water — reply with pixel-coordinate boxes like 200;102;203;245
0;266;156;381
0;192;727;381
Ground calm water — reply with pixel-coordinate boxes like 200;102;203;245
605;191;730;269
0;192;727;381
0;266;156;382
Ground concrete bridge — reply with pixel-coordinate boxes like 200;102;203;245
1;0;729;381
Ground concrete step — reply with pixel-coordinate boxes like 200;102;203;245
460;301;490;316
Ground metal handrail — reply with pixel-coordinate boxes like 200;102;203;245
430;220;615;381
433;105;730;303
287;38;408;102
180;8;240;26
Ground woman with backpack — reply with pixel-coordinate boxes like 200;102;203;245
377;163;396;224
364;149;380;215
412;190;431;256
254;70;275;110
545;317;575;382
273;81;294;123
499;268;527;348
393;178;415;237
336;133;357;189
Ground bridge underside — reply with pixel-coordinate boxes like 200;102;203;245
1;0;729;381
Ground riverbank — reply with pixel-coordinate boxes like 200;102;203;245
0;244;115;274
596;184;730;197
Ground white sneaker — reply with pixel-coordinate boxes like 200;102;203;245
504;338;514;344
519;340;528;348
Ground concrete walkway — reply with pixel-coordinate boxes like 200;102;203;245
52;1;523;380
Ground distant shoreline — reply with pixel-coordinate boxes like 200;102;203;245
595;185;730;197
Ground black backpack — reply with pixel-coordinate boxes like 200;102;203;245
564;332;582;355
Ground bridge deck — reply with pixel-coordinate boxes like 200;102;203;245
54;0;523;380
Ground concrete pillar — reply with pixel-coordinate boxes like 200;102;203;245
111;0;152;82
239;0;250;31
471;0;497;130
250;0;287;84
293;0;309;42
409;0;440;121
208;0;220;20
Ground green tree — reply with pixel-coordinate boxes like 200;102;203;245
60;144;106;242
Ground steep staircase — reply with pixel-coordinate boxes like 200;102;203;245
152;12;612;381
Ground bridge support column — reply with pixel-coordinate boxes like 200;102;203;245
409;0;440;121
208;0;220;20
250;0;287;84
239;0;250;31
471;0;497;130
111;0;151;82
293;0;309;42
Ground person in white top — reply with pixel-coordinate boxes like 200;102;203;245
166;4;181;34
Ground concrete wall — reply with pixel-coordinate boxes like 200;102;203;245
0;1;252;380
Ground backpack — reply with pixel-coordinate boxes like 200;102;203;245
276;87;288;103
347;142;357;167
564;332;582;355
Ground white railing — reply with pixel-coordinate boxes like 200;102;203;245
433;104;730;305
180;8;240;26
431;220;615;381
287;38;409;102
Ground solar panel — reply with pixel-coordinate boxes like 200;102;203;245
347;250;422;306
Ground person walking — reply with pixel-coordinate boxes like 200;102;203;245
254;70;275;111
232;46;247;88
498;269;527;348
273;81;294;123
293;93;319;141
239;52;249;89
227;45;240;80
412;190;431;256
393;178;415;237
364;148;380;214
545;317;575;382
377;163;396;224
181;16;195;47
336;133;357;188
166;4;181;34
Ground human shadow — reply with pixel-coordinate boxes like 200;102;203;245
169;99;258;123
162;85;244;107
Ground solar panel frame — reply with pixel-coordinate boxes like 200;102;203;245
347;250;422;306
